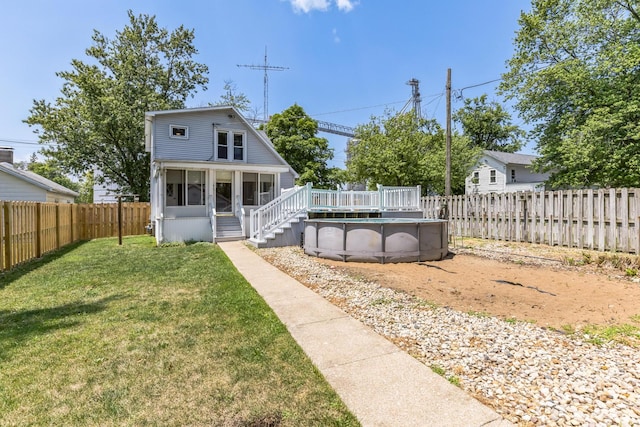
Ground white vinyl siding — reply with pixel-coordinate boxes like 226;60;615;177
0;171;47;201
152;111;282;165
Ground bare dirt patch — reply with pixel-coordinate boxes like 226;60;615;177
309;239;640;330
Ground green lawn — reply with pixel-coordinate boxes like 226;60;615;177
0;236;359;426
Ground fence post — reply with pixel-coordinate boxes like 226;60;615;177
55;204;61;250
4;202;12;270
36;202;42;258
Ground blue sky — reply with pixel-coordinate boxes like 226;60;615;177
1;0;531;166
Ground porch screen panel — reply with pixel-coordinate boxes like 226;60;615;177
187;170;205;206
166;169;185;206
242;172;258;205
259;174;275;204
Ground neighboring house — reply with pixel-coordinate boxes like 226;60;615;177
92;169;123;203
0;160;78;203
146;106;298;244
465;150;550;195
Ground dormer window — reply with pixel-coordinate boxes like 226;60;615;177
170;125;189;139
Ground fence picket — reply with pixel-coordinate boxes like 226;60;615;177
0;202;150;272
423;188;640;254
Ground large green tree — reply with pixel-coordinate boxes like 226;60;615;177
265;104;342;188
453;94;524;153
25;11;209;200
500;0;640;188
347;111;480;195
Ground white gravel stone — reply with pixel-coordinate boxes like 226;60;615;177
257;246;640;426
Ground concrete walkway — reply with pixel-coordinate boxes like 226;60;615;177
218;241;513;427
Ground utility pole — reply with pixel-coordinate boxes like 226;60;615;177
237;47;288;121
445;68;452;199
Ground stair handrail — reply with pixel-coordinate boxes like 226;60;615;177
235;195;245;237
209;201;217;241
250;184;309;242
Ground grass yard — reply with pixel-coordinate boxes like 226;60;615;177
0;236;358;426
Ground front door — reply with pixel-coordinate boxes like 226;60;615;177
216;171;233;213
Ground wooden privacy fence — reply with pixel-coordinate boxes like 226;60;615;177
1;201;151;272
422;188;640;254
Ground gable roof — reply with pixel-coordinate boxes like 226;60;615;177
483;150;538;166
145;106;298;178
0;162;79;197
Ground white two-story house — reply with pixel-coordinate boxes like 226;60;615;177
145;106;298;244
465;150;550;195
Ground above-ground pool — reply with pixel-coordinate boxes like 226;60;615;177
303;218;448;263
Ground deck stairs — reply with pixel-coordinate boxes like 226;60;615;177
215;215;244;242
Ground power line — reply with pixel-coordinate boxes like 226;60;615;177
0;138;55;146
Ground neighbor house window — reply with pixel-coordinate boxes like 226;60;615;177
242;172;275;205
511;169;516;183
170;125;188;139
217;131;228;159
490;169;496;184
166;169;205;206
472;171;479;184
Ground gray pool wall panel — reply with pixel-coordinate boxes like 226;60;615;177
303;218;448;263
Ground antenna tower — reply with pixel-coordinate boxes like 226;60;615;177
400;78;422;120
407;78;421;120
238;47;289;121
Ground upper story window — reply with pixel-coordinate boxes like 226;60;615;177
216;130;246;161
217;131;228;159
490;169;497;184
233;133;244;160
170;125;189;139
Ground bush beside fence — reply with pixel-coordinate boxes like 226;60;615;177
1;201;150;272
422;188;640;254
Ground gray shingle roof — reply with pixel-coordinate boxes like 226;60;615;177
483;150;538;166
0;162;79;197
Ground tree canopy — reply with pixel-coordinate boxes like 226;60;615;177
453;94;524;153
25;11;209;201
346;111;480;195
500;0;640;188
265;104;343;188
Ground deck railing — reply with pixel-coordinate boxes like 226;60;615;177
249;184;422;243
250;184;308;242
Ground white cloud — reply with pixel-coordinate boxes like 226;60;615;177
335;0;357;12
332;28;340;43
289;0;330;13
286;0;357;13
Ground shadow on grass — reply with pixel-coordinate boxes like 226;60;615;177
0;294;125;360
0;240;89;290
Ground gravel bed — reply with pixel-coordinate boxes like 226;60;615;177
257;246;640;427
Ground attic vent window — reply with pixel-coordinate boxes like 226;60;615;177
170;125;189;139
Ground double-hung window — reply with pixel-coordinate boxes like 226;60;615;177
490;169;497;184
217;131;228;160
234;133;244;160
217;130;245;161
